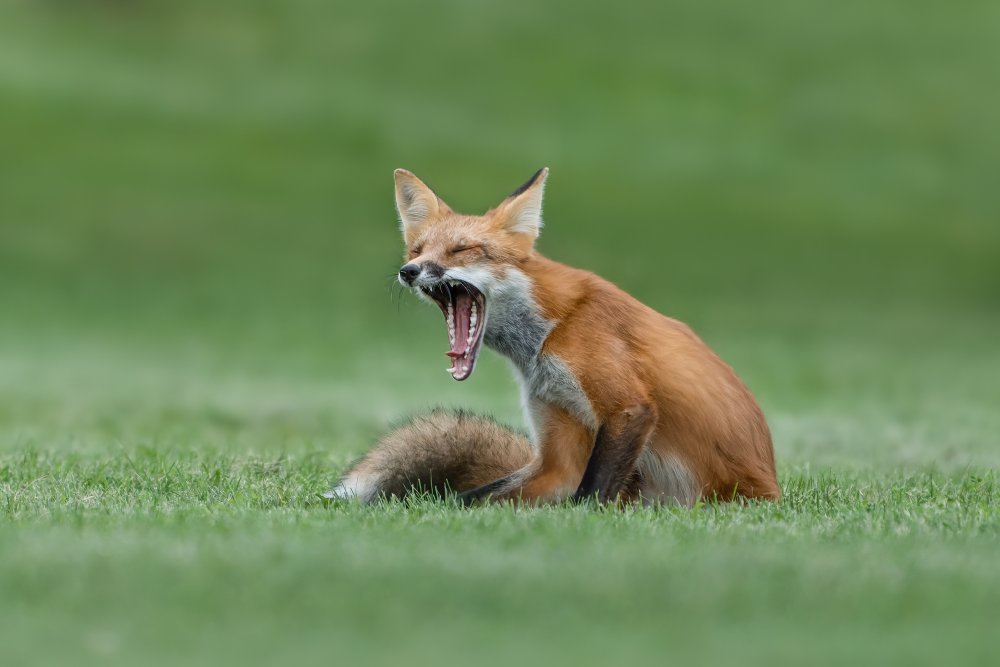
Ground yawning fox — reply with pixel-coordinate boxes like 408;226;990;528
329;168;779;505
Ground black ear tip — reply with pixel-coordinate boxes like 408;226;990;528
508;168;548;198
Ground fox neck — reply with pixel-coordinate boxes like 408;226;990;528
482;254;598;437
482;254;575;372
482;266;550;371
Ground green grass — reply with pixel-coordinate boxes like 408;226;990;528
2;450;997;665
1;1;999;665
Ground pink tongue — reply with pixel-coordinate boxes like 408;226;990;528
446;291;473;367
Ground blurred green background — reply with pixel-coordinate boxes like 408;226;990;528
1;1;998;665
3;0;998;461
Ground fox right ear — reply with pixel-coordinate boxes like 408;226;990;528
495;167;548;239
394;169;447;232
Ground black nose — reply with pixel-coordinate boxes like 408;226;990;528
399;263;421;284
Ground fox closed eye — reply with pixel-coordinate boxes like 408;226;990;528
449;244;482;255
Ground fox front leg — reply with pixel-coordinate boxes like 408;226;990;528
458;469;527;505
458;461;579;506
572;403;656;504
460;403;593;505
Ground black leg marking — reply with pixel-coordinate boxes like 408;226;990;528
458;476;514;506
572;404;655;503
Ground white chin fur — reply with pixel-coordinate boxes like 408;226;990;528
441;265;498;295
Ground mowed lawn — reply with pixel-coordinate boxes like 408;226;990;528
1;2;998;665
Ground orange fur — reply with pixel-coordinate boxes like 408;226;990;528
523;253;779;500
336;168;779;505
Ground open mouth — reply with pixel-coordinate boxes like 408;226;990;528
420;280;486;381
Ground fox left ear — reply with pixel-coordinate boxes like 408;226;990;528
495;167;548;239
394;169;450;233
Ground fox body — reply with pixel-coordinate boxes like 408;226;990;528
331;168;779;505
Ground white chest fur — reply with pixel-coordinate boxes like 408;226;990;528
513;356;598;442
483;269;597;440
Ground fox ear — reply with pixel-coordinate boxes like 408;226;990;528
496;167;548;238
394;169;448;231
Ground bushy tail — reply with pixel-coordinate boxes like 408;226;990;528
325;410;533;503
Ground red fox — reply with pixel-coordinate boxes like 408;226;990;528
329;168;779;505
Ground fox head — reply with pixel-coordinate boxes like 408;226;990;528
393;168;548;381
